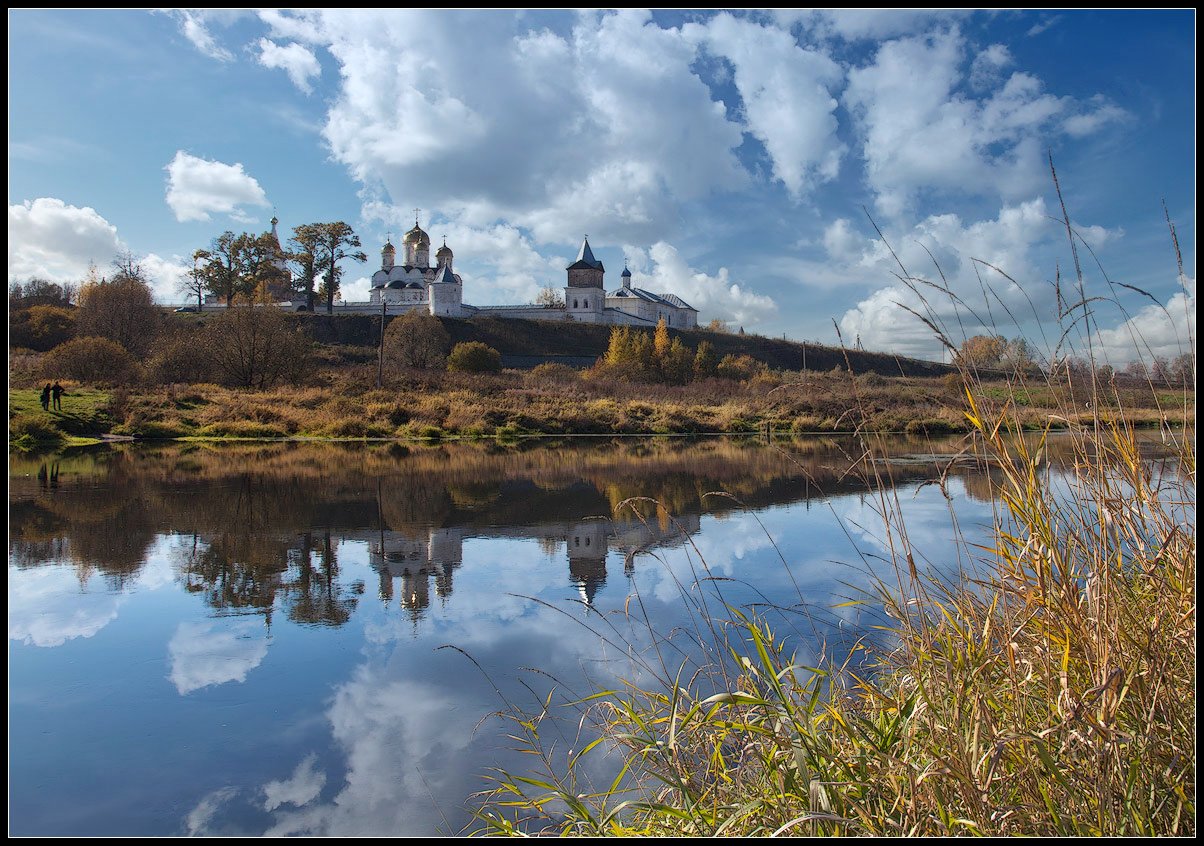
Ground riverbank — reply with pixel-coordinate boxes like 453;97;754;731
7;366;1192;450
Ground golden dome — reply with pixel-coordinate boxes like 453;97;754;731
403;224;430;246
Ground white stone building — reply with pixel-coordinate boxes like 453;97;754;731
366;218;697;328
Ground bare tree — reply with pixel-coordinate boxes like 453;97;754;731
535;287;564;308
203;297;312;388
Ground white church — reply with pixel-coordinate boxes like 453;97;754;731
366;218;698;329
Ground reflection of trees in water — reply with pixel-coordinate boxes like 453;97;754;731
178;531;288;621
282;531;363;627
11;434;1146;624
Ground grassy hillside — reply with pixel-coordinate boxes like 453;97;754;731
187;311;960;378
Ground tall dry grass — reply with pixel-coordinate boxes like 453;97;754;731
468;169;1195;836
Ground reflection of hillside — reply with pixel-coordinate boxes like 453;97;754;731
10;434;1154;625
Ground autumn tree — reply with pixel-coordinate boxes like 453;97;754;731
661;337;694;385
1000;337;1041;374
41;336;142;385
75;252;160;356
10;304;76;351
706;318;729;333
288;224;323;312
235;231;291;301
954;334;1007;369
653;317;671;361
1168;353;1194;386
312;222;367;314
383;309;451;371
195;231;247;306
693;340;718;379
9;277;76;309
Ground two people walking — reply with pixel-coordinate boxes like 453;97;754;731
40;382;64;412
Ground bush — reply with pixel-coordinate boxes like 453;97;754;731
527;362;580;384
384;309;451;371
716;353;767;381
8;412;66;448
147;329;213;384
447;341;502;373
9;304;76;351
41;336;142;385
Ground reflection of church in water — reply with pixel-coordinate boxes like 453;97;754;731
357;513;701;622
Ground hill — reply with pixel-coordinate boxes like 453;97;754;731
286;313;958;378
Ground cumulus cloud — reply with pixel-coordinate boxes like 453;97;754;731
164;151;271;223
257;39;321;93
686;13;846;198
844;29;1129;218
140;252;194;304
167;619;271;695
313;9;745;246
822;218;863;263
1093;274;1196;366
624;241;777;327
837;198;1062;358
8;197;124;283
969;43;1012;91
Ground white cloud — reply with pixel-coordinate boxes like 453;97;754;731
837;198;1061;358
7;563;123;647
844;29;1128;219
186;787;239;837
788;9;968;41
164;151;271;223
257;39;321;94
686;13;846;198
624;241;777;328
263;754;326;812
140;252;194;305
167;618;271;695
969;43;1012;91
1093;274;1196;366
8;197;124;284
1062;97;1128;137
257;9;326;45
314;9;745;246
823;218;863;263
165;10;235;61
1026;15;1063;37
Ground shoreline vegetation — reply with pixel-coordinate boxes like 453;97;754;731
6;363;1192;453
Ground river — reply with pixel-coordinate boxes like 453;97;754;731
7;433;1134;836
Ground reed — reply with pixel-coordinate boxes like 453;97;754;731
467;181;1195;836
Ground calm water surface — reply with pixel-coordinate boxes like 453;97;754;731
9;434;1120;836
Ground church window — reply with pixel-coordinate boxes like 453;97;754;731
573;299;578;309
584;299;589;308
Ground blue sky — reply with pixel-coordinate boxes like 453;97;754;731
8;9;1195;364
